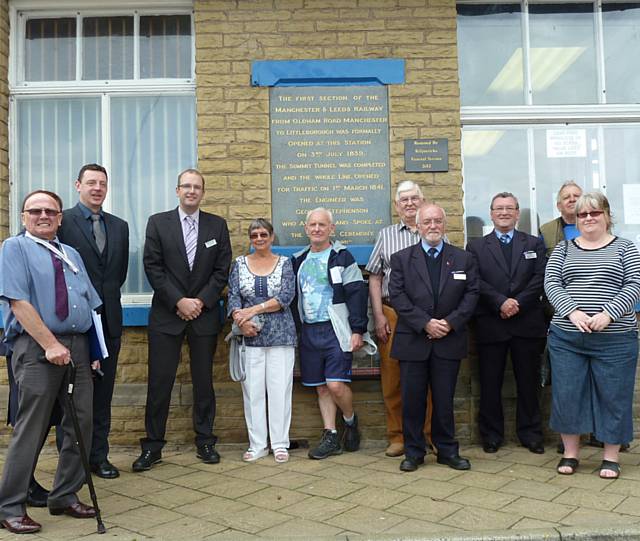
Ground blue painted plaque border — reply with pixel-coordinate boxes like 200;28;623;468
251;59;405;87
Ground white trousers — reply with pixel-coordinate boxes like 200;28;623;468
241;345;295;451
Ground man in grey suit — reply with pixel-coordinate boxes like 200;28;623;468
0;190;102;533
132;168;232;471
58;163;129;479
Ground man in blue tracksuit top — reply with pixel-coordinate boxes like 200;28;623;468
292;207;369;459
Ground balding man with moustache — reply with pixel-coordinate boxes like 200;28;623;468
389;203;479;472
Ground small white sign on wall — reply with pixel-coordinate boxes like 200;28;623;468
546;129;587;158
623;184;640;225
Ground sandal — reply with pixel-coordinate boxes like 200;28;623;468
242;448;269;462
599;460;620;479
557;457;579;475
273;448;289;463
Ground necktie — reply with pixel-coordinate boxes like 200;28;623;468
428;247;437;258
184;216;197;270
49;242;69;321
91;214;106;253
500;234;510;244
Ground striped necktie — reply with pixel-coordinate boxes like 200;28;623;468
500;234;510;244
184;216;197;270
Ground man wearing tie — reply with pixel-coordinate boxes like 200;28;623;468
0;190;102;533
466;192;547;454
132;168;232;471
58;163;129;479
389;203;479;472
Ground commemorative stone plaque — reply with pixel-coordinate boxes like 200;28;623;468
270;85;391;245
404;138;448;172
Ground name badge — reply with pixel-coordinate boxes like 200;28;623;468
453;272;466;280
330;266;343;283
524;250;537;259
205;239;217;248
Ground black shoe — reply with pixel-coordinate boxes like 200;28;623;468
399;456;424;472
197;444;220;464
132;450;162;472
308;430;342;460
482;441;500;453
437;454;471;470
557;441;565;454
91;460;120;479
26;479;49;508
525;441;545;455
342;414;360;453
621;443;630;452
587;434;604;448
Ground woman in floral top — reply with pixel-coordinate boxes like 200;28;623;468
227;218;297;463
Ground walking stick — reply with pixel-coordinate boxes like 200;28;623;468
66;359;106;534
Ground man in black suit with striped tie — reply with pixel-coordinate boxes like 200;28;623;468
132;168;232;471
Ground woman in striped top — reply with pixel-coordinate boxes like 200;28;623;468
544;192;640;479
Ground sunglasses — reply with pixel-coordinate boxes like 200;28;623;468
249;232;270;240
576;210;604;219
23;208;60;217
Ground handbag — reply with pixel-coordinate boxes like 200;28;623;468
225;332;246;382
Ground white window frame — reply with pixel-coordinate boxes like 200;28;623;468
8;0;196;303
458;0;640;239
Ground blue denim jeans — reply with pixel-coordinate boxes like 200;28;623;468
548;325;638;444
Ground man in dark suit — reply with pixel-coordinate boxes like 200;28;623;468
132;168;232;471
466;192;547;454
58;163;129;479
389;203;479;472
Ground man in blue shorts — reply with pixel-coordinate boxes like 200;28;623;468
292;208;368;459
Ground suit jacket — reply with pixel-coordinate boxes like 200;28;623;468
58;203;129;338
143;207;231;336
389;242;479;361
466;230;547;343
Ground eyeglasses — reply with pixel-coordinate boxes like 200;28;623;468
491;206;518;212
398;195;423;205
178;183;203;192
421;218;444;225
577;210;605;219
23;208;60;217
250;232;270;240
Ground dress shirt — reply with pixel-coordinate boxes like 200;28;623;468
494;229;514;243
420;239;443;257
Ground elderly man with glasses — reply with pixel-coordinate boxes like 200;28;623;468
366;181;435;457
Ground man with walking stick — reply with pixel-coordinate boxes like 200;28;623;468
0;190;102;534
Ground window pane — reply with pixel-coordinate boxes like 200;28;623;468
533;126;597;227
25;18;76;81
529;4;598;105
110;96;197;295
15;97;101;228
603;3;640;104
603;125;640;247
140;15;192;78
82;16;133;80
457;4;524;106
463;128;531;241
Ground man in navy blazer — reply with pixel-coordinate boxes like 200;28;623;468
58;163;129;479
132;168;232;471
466;192;547;455
389;203;479;472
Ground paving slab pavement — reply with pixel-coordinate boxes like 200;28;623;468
1;441;640;540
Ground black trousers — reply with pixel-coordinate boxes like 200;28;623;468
90;335;121;464
142;328;218;452
477;336;545;445
400;353;461;459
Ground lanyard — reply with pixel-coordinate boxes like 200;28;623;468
25;232;80;274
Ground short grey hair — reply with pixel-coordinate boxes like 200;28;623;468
395;181;424;202
247;218;273;236
575;191;613;232
556;180;583;203
305;207;334;224
490;192;519;210
416;203;446;224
